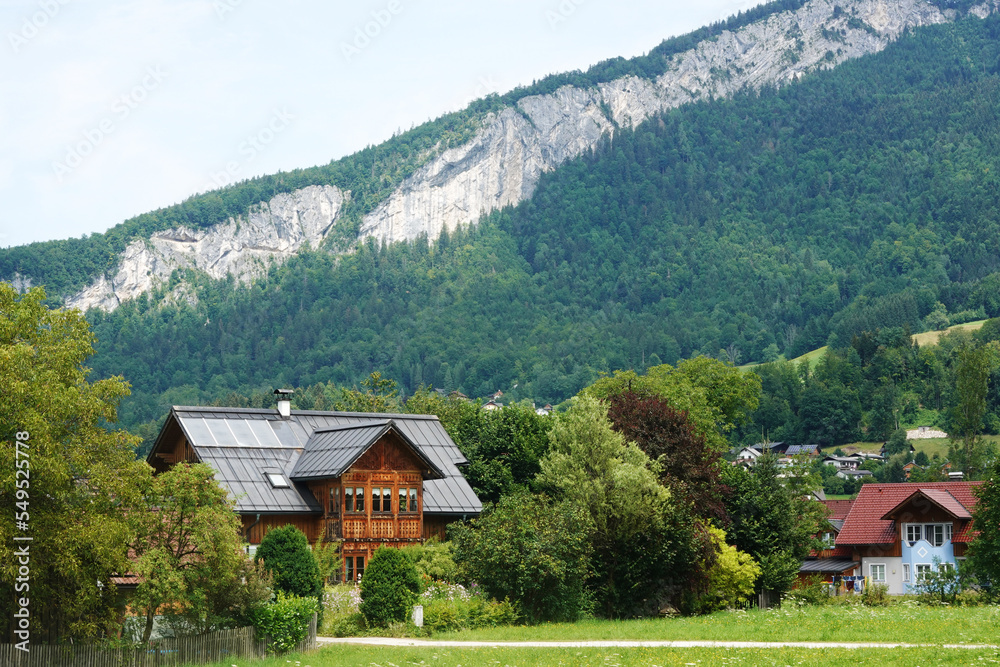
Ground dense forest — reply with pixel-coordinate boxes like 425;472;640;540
7;12;1000;446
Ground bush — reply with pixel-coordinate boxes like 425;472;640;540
422;595;519;632
698;526;761;612
359;547;421;627
249;592;318;654
256;525;323;599
451;492;592;623
786;575;832;607
861;583;891;607
401;538;458;585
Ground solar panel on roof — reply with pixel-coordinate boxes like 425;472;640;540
180;417;216;446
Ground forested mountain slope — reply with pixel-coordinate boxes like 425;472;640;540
74;13;1000;434
1;0;977;311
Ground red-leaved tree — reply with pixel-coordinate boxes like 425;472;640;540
607;391;727;522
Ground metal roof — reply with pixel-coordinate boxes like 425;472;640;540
290;421;445;481
799;559;858;574
156;407;481;516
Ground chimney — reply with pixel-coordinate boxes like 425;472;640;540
948;471;965;481
274;389;293;419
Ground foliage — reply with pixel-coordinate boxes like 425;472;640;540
421;592;520;633
359;546;422;627
948;344;998;478
786;574;832;607
914;557;971;605
697;526;761;612
312;537;342;585
335;371;401;413
721;453;821;597
0;285;148;641
607;390;726;519
967;458;1000;595
249;591;319;654
884;428;911;457
583;358;760;451
860;583;891;607
61;15;1000;442
432;399;552;503
401;538;458;584
132;462;269;643
256;525;323;599
538;395;697;617
451;491;592;623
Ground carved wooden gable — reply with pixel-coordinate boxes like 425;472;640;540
351;432;424;473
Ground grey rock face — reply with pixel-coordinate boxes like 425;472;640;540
67;185;344;312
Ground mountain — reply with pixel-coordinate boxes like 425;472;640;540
5;0;1000;434
4;0;974;311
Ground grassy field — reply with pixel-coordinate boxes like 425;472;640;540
429;604;1000;645
199;643;1000;666
191;606;1000;666
911;320;987;347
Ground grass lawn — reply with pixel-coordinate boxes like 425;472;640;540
199;644;1000;666
428;604;1000;645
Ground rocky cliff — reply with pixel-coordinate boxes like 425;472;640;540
64;0;998;311
67;185;345;311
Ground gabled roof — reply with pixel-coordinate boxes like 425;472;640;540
837;482;981;545
880;488;972;521
785;444;818;456
823;499;855;521
149;407;481;516
290;420;445;481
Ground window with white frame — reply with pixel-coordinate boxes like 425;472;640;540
870;563;886;583
916;564;932;581
905;523;953;547
903;563;910;582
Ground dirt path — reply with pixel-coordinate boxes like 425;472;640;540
318;637;998;650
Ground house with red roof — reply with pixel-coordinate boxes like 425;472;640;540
834;482;981;594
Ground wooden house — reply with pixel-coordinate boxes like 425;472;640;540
147;397;482;581
833;482;981;594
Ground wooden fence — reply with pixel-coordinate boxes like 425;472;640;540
0;615;317;667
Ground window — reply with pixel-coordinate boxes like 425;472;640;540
372;487;382;512
822;532;835;549
356;556;365;580
906;523;952;547
927;524;944;547
906;524;922;544
409;487;418;512
345;486;354;512
345;556;354;582
939;562;955;575
916;564;932;582
266;472;289;488
870;563;886;583
354;487;365;512
382;487;392;513
903;564;910;582
398;488;407;513
329;486;340;516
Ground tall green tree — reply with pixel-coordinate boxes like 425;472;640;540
949;344;998;479
0;285;148;642
132;462;267;644
537;396;695;617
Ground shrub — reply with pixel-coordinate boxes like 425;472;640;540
698;526;761;612
786;574;831;607
451;491;592;623
359;547;421;627
256;525;323;599
422;595;519;632
402;538;458;584
249;592;318;654
861;583;891;607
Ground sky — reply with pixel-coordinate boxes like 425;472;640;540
0;0;760;249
